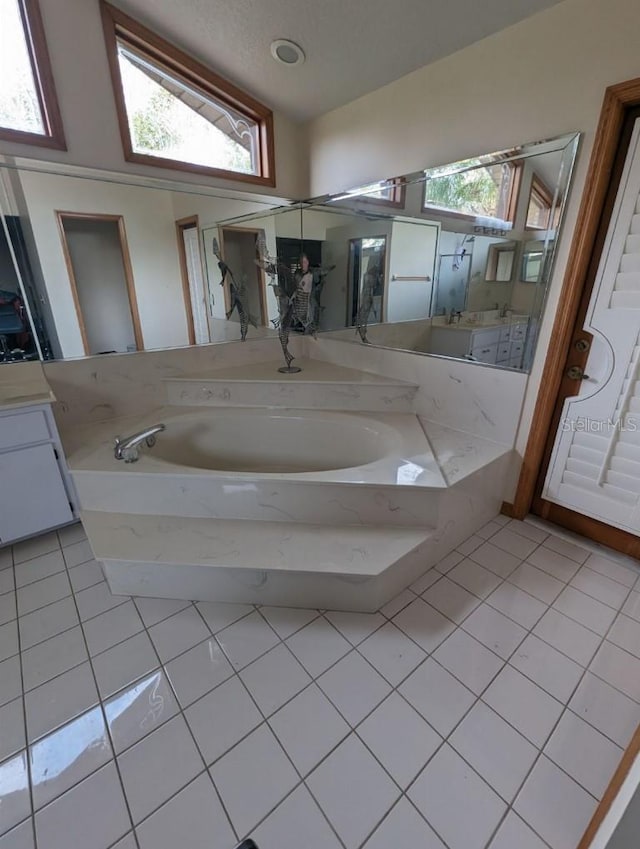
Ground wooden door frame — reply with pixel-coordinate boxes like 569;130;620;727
219;226;268;326
506;78;640;534
56;211;143;354
175;215;206;346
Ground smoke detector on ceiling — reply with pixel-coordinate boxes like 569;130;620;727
270;39;305;66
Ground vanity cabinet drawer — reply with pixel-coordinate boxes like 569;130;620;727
0;410;50;452
496;343;512;362
499;325;512;342
510;324;528;341
471;342;498;363
510;341;524;359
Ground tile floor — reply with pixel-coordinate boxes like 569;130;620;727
1;516;639;849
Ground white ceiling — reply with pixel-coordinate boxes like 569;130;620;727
116;0;565;122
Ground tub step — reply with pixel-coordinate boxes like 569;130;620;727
164;359;418;412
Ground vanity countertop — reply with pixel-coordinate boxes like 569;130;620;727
0;362;56;411
431;314;529;331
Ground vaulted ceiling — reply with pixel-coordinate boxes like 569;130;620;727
115;0;566;122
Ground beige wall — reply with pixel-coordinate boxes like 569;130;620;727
306;0;640;457
0;0;307;199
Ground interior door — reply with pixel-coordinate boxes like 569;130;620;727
542;117;640;537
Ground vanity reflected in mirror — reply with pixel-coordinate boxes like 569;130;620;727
0;131;578;373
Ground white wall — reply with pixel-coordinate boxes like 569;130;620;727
306;0;640;459
18;170;187;358
0;0;307;199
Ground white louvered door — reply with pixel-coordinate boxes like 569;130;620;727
544;118;640;534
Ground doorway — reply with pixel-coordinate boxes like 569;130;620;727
57;213;142;355
219;227;268;327
348;237;387;327
512;82;640;557
176;216;210;345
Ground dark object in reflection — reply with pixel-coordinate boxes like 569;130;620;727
213;237;257;342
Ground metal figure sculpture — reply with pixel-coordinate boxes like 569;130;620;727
212;237;257;342
254;236;301;373
293;254;335;337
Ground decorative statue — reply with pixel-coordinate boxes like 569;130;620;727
254;236;300;373
293;253;335;337
355;254;384;343
212;237;256;342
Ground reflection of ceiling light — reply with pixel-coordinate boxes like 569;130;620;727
270;39;305;66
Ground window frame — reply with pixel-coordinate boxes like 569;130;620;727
100;1;275;187
525;174;555;230
0;0;66;150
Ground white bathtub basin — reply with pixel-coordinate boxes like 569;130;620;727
151;408;399;474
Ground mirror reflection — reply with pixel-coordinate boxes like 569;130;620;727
0;131;578;373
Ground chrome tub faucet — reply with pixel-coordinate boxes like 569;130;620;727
114;423;166;463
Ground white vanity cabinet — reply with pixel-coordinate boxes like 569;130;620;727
0;404;76;546
430;321;528;368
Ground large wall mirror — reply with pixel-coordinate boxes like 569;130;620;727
0;132;578;373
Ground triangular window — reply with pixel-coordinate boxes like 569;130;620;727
100;2;275;186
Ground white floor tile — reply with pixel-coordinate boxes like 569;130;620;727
553;586;617;636
0;568;15;596
514;756;596;849
0;819;35;849
485;582;547;630
0;547;12;571
210;724;299;838
259;605;320;639
324;610;385;646
147;606;210;664
467;541;520;579
307;734;399;849
269;684;349;776
379;588;415;618
74;581;125;621
0;656;22;707
252;784;343;849
117;714;202;824
570;566;630;610
0;752;31;838
399;657;475;737
422;577;480;624
34;761;129;849
14;551;65;589
56;523;86;548
461;603;527;659
18;597;78;651
358;693;441;788
30;707;112;809
476;520;504;540
215;610;280;671
110;834;137;849
92;631;159;699
285;617;350;678
133;596;191;628
456;534;484;556
0;594;16;627
544;711;622;799
432;550;464;575
490;527;539;560
510;634;583;703
0;620;18;662
543;534;590;565
0;699;25;762
482;665;563;748
570;672;640;748
317;651;391;726
433;629;503;695
16;570;71;618
533;608;602;666
488;811;549;849
448;559;502;599
184;675;262;765
408;744;506;849
13;533;59;566
358;622;426;686
589;641;640;703
527;546;582;582
506;519;549;545
164;637;234;709
135;773;235;849
585;552;638;587
20;626;87;693
105;670;179;753
409;567;440;595
61;540;94;569
622;590;640;622
83;601;143;656
608;613;640;658
24;662;98;743
195;600;254;634
391;597;456;654
508;563;564;605
240;643;311;716
362;797;446;849
449;701;538;802
67;560;103;593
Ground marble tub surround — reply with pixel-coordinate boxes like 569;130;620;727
164;358;419;412
0;360;55;410
430;309;530;329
